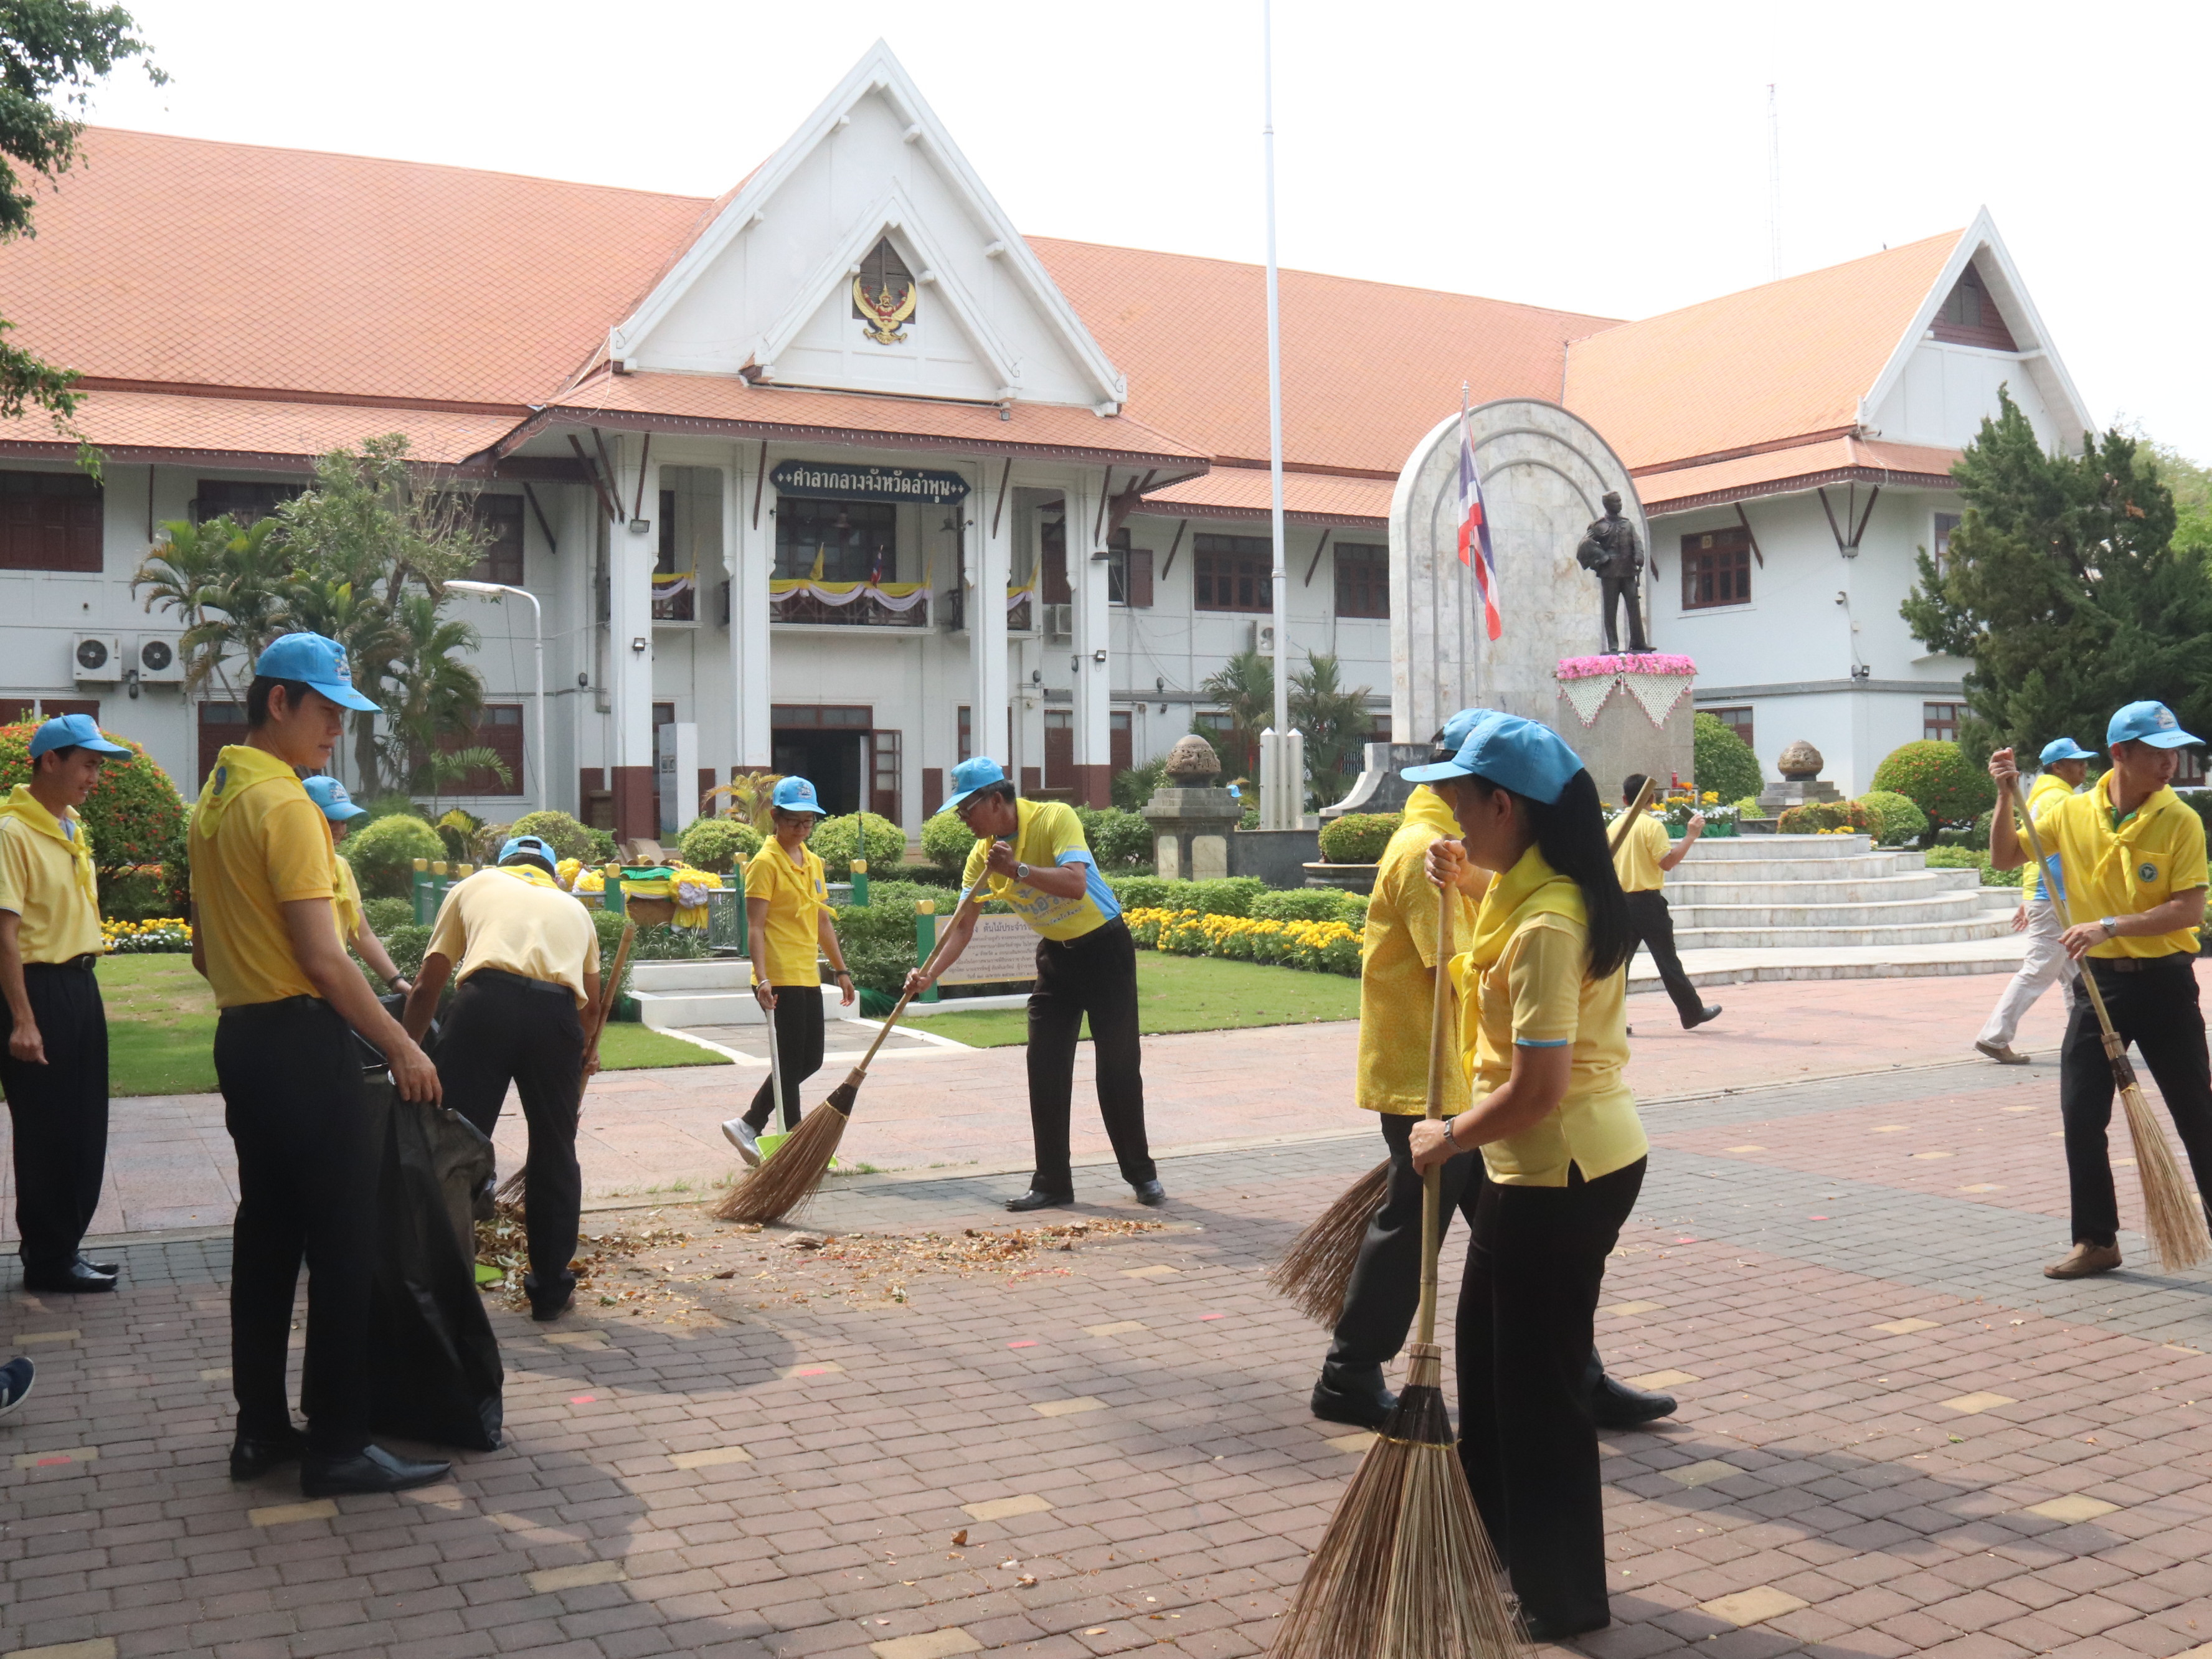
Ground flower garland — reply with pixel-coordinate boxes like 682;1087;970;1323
1554;653;1697;680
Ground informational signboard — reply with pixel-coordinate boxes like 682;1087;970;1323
769;460;970;506
938;913;1040;986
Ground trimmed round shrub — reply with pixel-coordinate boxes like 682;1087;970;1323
362;896;414;935
810;811;905;881
343;813;444;897
921;810;978;881
678;816;762;873
1869;739;1994;828
1856;790;1929;847
0;721;187;883
1072;805;1153;871
583;826;617;864
1777;800;1872;836
1732;795;1762;816
1318;812;1403;864
500;810;598;864
1692;712;1763;805
1179;876;1265;916
1108;874;1173;911
1249;888;1351;922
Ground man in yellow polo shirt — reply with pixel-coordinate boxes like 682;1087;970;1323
404;834;600;1321
0;714;130;1294
907;757;1160;1212
1991;701;2212;1280
192;631;447;1496
1612;773;1721;1030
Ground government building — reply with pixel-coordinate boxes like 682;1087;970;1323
0;42;2099;838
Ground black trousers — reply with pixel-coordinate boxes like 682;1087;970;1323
217;997;376;1455
1027;917;1156;1191
744;985;826;1132
438;970;585;1289
1600;574;1648;653
1;960;109;1275
1325;1112;1482;1385
1625;890;1705;1025
2059;954;2212;1246
1458;1156;1645;1630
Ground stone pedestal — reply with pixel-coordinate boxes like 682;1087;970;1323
1553;663;1696;796
1142;787;1243;881
1757;778;1843;811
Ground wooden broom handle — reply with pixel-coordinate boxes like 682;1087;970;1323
848;891;986;1077
2010;776;2126;1042
1415;885;1457;1349
580;920;635;1085
1607;777;1661;856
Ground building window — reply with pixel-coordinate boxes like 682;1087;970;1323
2176;749;2208;788
1043;708;1074;792
1930;265;2018;351
1704;706;1754;750
1932;511;1961;574
957;705;971;764
1194;533;1273;613
0;471;103;572
770;704;872;729
197;700;247;787
1105;529;1154;607
1681;526;1752;610
467;494;526;587
1335;542;1389;619
193;479;300;526
775;498;895;582
1924;702;1966;743
870;729;901;823
1110;709;1132;775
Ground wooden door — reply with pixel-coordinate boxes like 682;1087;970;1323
1110;711;1132;775
1043;710;1074;792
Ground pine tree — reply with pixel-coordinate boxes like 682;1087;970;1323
1900;389;2212;759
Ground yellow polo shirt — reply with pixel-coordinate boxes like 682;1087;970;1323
1611;811;1671;894
427;866;600;1007
745;839;828;986
0;792;103;963
2033;773;2208;958
190;745;336;1008
1356;785;1477;1115
331;842;364;947
2021;772;2073;903
960;798;1120;942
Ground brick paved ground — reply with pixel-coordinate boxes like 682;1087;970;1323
12;1044;2212;1659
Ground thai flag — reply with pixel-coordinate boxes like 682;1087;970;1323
1457;402;1501;641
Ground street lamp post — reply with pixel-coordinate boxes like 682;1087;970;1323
447;580;546;812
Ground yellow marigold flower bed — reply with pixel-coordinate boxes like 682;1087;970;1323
1122;905;1361;976
101;916;193;953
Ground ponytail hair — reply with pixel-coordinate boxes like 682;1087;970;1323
1466;767;1632;980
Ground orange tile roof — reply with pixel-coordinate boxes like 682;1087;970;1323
1636;436;1960;514
1563;232;1960;471
26;390;521;468
1036;238;1617;474
1137;468;1396;525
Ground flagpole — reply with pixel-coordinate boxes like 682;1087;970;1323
1261;0;1292;828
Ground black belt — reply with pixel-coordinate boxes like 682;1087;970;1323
466;967;571;995
2092;952;2196;976
219;994;328;1021
26;954;97;973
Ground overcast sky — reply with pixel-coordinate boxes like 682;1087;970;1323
75;0;2212;461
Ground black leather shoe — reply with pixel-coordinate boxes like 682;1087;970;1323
1681;1003;1723;1030
230;1425;309;1481
1005;1188;1075;1213
77;1254;120;1278
300;1443;451;1498
1311;1374;1397;1430
1590;1369;1676;1429
23;1261;116;1294
524;1270;576;1323
1132;1179;1167;1207
1524;1609;1610;1643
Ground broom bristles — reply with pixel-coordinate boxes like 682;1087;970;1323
1268;1160;1391;1326
712;1089;852;1226
2120;1079;2211;1270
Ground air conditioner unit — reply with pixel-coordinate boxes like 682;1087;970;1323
1250;622;1277;656
133;635;183;683
72;635;122;683
1043;603;1074;641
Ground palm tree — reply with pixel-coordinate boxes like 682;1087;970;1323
131;514;286;696
1290;650;1376;803
377;591;486;800
1199;649;1275;775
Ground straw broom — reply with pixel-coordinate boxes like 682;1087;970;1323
715;892;981;1227
494;919;635;1207
1267;900;1521;1659
2011;778;2209;1270
1269;775;1660;1328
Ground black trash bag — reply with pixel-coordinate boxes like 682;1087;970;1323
362;1074;505;1451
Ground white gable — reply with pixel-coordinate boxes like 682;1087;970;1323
1861;210;2096;453
613;42;1125;412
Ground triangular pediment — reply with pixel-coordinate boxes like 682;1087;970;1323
613;42;1125;412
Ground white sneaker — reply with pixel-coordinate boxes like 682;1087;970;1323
722;1119;762;1167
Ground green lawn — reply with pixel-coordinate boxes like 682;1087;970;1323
917;951;1359;1048
92;955;724;1097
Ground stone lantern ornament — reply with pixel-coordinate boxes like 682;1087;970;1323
1143;735;1241;881
1759;739;1843;812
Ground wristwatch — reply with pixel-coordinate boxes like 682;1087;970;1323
1014;861;1031;882
2101;915;2121;938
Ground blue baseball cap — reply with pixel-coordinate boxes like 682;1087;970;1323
27;713;128;759
2107;701;2201;750
1436;706;1500;753
303;775;368;821
770;776;825;816
252;631;379;712
939;756;1008;816
1402;712;1585;806
499;834;557;867
2039;737;2099;765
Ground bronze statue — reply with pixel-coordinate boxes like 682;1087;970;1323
1576;490;1649;653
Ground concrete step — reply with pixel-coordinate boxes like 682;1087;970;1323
1665;871;1983;905
1628;933;2027;991
1673;853;1921;882
633;988;764;1029
630;960;754;993
1674;834;1882;859
1668;892;2003;930
1671;916;2015;950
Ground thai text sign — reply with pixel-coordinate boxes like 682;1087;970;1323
771;461;970;505
939;914;1039;986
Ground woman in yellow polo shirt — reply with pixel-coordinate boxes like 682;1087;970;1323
722;777;853;1166
1404;714;1642;1645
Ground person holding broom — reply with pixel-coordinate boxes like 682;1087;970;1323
1974;737;2092;1066
721;777;855;1166
404;833;600;1321
1989;703;2212;1280
907;757;1163;1211
1404;714;1644;1643
1310;710;1670;1435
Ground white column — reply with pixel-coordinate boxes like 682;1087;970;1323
730;445;773;768
1069;471;1112;805
607;434;658;838
971;461;1010;762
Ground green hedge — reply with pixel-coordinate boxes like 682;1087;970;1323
678;816;761;872
1073;805;1152;871
1249;888;1359;923
810;811;905;881
363;896;414;935
1318;812;1401;863
343;813;444;898
1856;790;1929;847
1922;845;2025;888
1869;739;1995;828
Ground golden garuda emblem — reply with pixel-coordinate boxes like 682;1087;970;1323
853;273;916;344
